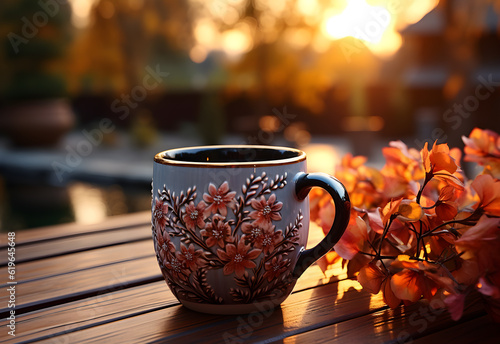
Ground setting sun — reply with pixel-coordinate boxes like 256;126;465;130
324;0;391;44
322;0;439;58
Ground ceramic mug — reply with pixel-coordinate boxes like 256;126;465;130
152;145;350;314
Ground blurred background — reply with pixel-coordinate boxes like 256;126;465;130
0;0;499;230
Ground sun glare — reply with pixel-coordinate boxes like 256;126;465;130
69;0;99;28
324;0;391;44
323;0;438;58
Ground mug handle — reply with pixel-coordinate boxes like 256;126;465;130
292;172;351;278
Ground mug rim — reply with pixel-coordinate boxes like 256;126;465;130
154;145;306;167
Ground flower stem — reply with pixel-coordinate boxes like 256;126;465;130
376;215;396;260
416;173;433;205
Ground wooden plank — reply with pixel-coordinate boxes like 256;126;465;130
0;240;153;284
412;315;500;344
0;211;150;248
0;281;172;344
0;264;343;344
30;278;385;344
0;225;151;266
0;256;163;318
276;294;488;344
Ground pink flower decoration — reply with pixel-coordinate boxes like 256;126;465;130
164;255;190;281
203;181;237;216
155;227;175;254
176;243;204;271
152;198;168;230
249;194;283;225
183;201;207;230
263;255;290;282
257;226;283;254
242;221;283;254
200;214;233;248
217;238;262;278
241;221;266;242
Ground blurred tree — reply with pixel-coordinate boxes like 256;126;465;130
0;0;75;146
0;0;73;101
66;0;194;95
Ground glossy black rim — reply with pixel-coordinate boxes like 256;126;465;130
154;145;306;167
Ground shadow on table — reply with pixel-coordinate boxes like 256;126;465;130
161;302;285;343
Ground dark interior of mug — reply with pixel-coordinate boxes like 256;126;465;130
161;146;303;164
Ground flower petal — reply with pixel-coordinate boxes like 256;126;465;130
382;278;401;309
250;199;262;210
223;263;235;275
219;181;230;194
397;200;423;222
391;270;426;302
226;243;237;256
272;202;283;211
358;263;385;294
219;205;228;216
208;183;217;196
247;248;262;260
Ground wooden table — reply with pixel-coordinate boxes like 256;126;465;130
1;212;498;343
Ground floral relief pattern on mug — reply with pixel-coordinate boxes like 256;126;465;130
152;172;304;304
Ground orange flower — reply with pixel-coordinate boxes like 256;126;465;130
380;198;423;226
471;174;500;215
309;187;330;223
333;215;368;260
318;197;336;234
390;256;448;302
382;276;401;309
396;199;424;222
421;141;463;189
455;215;500;273
341;153;367;169
357;262;386;294
421;141;458;175
381;198;403;226
435;185;459;221
463;128;500;178
382;141;424;183
357;263;401;308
